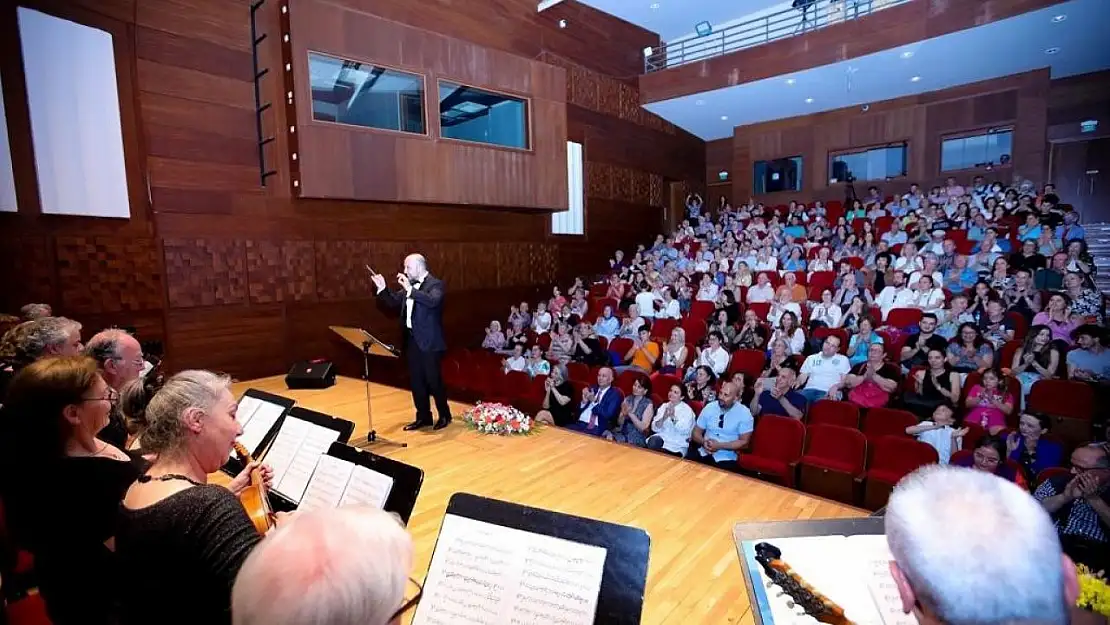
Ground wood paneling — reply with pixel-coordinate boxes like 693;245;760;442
639;0;1068;103
288;0;568;210
728;70;1050;203
0;0;703;381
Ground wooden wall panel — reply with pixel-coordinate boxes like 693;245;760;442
729;70;1050;204
640;0;1068;103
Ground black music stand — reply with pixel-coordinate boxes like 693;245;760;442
329;325;406;449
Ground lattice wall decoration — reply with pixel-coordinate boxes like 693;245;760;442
281;240;316;302
245;240;285;304
0;236;54;309
163;238;248;308
55;236;162;314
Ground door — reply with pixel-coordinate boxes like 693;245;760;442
1051;138;1110;223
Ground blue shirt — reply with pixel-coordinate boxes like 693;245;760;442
756;390;806;418
784;225;806;238
695;401;754;463
1056;224;1086;242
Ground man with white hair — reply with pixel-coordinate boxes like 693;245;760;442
370;253;452;430
886;465;1078;625
232;507;415;625
19;302;52;321
0;317;82;403
85;328;147;448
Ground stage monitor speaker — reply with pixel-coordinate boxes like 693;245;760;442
285;360;336;389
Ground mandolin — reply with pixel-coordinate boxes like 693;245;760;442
754;542;855;625
233;442;275;534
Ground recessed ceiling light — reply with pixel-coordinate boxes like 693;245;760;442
1045;46;1061;55
650;2;660;8
1051;14;1067;23
695;99;705;105
720;115;729;120
785;78;796;85
900;50;914;59
910;76;922;82
805;98;814;103
558;18;567;28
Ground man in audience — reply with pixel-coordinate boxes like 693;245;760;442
881;221;908;246
690;381;752;471
1035;252;1069;290
750;369;805;419
1055;209;1086;244
795;336;850;404
617;304;645;338
85;328;147;448
876;271;914;320
232;506;414;625
635;282;659;319
887;466;1077;625
617;326;659;374
570;367;621;436
937;239;958;274
1;317;83;365
1067;325;1109;384
978;299;1015;350
502;343;527;373
1035;444;1110;572
19;303;52;321
900;313;948;370
908;253;943;289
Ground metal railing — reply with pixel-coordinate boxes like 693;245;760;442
644;0;912;72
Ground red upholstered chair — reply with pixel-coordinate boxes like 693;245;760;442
566;362;590;384
961;422;987;452
608;337;634;361
537;333;552;350
798;424;868;504
1006;312;1029;341
597;336;609;350
1027;380;1095;452
808;271;836;292
589;283;609;298
690;301;715;320
569;380;588;406
861;407;917;442
728;349;766;380
748;302;771;320
861;436;939;509
616;370;647;397
1035;466;1070;488
739;415;805;486
876;216;894;233
998;340;1021;371
688;400;705;416
680;318;707;345
441;357;463;396
886;308;923;330
5;593;52;625
651;317;678;341
503;370;532;401
846;257;865;270
649;372;682;394
812;327;849;354
598;297;619;313
807;400;860;429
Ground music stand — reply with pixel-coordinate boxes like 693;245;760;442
329;325;407;449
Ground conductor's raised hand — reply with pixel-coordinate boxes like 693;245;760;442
369;270;386;292
396;273;411;291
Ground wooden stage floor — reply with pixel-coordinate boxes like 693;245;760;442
231;375;865;624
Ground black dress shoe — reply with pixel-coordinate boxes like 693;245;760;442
433;416;452;430
403;419;432;431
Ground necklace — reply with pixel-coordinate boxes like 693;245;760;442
138;473;203;486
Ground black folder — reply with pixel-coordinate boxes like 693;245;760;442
221;388;296;476
319;442;424;523
419;493;651;624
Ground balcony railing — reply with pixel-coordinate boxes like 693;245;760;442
644;0;912;73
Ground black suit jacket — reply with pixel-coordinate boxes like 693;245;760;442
377;274;447;352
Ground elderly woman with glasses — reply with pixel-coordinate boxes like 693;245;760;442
0;356;149;624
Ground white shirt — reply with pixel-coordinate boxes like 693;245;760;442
532;311;552;334
893;255;923;273
877;286;916;319
378;278;423;328
747;284;775;303
755;257;778;271
917;423;959;464
698;346;730;376
651;402;696;454
810;302;843;328
579;385;612;424
658;299;681;319
770;328;806;355
767;301;802;327
635;291;660;318
915;288;946;312
695;283;719;302
504;355;527;373
800;353;851;392
908;270;944;289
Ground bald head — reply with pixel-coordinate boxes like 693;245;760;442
85;329;144;389
232;507;413;625
403;254;428;281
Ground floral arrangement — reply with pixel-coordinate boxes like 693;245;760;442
1078;564;1110;617
463;402;533;435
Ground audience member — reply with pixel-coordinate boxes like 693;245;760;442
1007;412;1064;485
20;303;53;320
750;369;805;419
954;435;1025;487
605;376;654;447
1010;326;1061;401
690;382;752;471
568;367;620;436
534;364;575;426
617;326;659;375
1035;444;1109;572
846;317;882;367
1032;293;1078;345
795;336;850;404
905;405;965;464
837;343;900;408
482;320;505;351
1067;324;1109;384
501;344;527;373
646;384;696;457
947;323;993;373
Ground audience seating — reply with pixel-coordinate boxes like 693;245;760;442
1027;380;1094;452
1035;466;1070;487
798;424;868;505
807;400;860;429
747;302;770;320
615;370;646;397
861;407;917;442
738;416;805;487
885;308;923;330
649;372;682;394
811;327;849;354
727;349;765;380
689;301;715;320
860;436;939;509
5;593;52;625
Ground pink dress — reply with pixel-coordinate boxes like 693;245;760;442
964;385;1007;430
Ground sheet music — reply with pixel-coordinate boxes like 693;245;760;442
412;514;607;625
298;455;354;512
846;535;918;625
238;400;285;456
262;417;342;504
339;464;394;509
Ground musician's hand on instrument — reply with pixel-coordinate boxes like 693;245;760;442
272;511;296;528
228;460;263;495
258;463;275;489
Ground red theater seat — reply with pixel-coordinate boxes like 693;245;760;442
862;436;939;509
798;424;868;505
807;400;860;429
739;416;805;486
862;407;917;442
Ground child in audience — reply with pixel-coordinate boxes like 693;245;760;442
906;405;967;464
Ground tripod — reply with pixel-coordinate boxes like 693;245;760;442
330;325;407;449
793;0;816;33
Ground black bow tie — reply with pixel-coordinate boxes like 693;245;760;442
411;280;422;288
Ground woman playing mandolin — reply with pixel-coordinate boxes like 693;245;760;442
115;370;282;625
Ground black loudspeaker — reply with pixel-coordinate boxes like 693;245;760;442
285;360;336;389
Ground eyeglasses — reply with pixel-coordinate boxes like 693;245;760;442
973;451;1000;466
80;388;119;405
390;577;423;621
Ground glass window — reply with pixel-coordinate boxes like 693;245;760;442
753;156;803;194
438;81;529;149
940;128;1013;172
308;52;425;134
829;143;907;183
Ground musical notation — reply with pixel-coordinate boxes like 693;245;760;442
229;396;285;461
264;417;342;504
412;515;607;625
298;455;395;512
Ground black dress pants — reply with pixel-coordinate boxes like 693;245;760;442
406;333;451;423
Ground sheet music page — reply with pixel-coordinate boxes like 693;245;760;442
260;416;309;489
238;400;285;456
845;535;918;625
273;421;341;503
338;464;394;509
298;455;354;513
228;396;262;461
412;514;607;625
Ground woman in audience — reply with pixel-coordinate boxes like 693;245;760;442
735;309;766;350
846;199;866;222
567;290;588;321
832;272;871;309
605;377;654;447
1010;325;1061;403
988;257;1015;293
778;271;806;303
1063;271;1103;324
531;301;553;335
535;364;575;426
859;231;879;266
715;290;740;325
912;275;946;315
807;246;834;275
809;288;842;330
695;273;719;302
866;253;892;293
0;356;149;624
734;261;754;287
1036;227;1059;258
1064;239;1093;277
605;274;625;303
594;305;620;340
964;369;1013;435
646;383;696;458
685;365;718;404
768;311;805;356
657;286;681;319
747;272;775;303
767;289;802;328
690;331;729;380
846;317;882;367
1032;292;1078;345
955;435;1026;488
839;296;868;334
760;338;796;382
525;345;551;378
1006;412;1064;484
548;286;567;317
659;327;688;374
947;323;994;373
546;321;575;364
481;320;505;351
707;309;737;346
836;343;900;409
781;247;806;272
116;370;280;625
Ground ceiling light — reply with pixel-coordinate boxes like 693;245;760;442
1045;46;1060;55
805;97;814;103
900;50;913;59
558;18;567;28
785;78;796;85
1051;14;1066;23
650;2;660;8
695;99;705;105
720;115;728;120
910;76;921;82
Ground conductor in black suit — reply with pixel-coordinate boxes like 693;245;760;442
370;253;452;430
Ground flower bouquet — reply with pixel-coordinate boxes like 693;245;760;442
462;402;533;436
1078;564;1110;619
